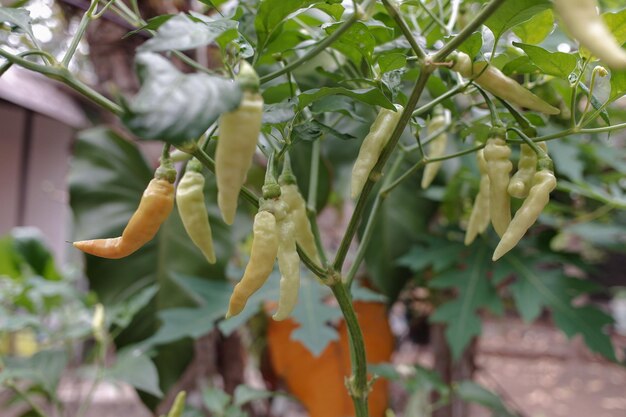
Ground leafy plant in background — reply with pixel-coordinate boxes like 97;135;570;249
1;0;626;416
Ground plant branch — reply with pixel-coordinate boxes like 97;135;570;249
433;0;507;62
259;13;358;83
381;0;427;60
6;381;48;417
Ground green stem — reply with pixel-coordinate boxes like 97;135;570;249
412;81;471;117
433;0;507;61
381;0;427;59
259;13;358;83
0;48;123;115
0;50;56;76
307;138;328;265
345;152;405;288
416;0;448;33
507;127;548;158
62;0;98;67
330;281;369;416
6;382;48;417
333;68;433;272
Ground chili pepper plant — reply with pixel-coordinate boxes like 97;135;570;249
2;0;626;416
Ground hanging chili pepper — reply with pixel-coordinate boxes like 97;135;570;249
279;155;321;264
421;107;449;189
493;157;557;261
554;0;626;69
508;142;547;199
271;197;300;321
216;61;264;225
484;131;512;237
452;52;560;115
351;104;404;199
73;160;176;259
226;208;279;318
176;158;216;264
464;149;491;245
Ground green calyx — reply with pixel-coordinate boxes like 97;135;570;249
279;152;297;185
185;157;203;173
262;182;281;199
537;156;554;172
237;60;260;93
488;126;507;139
155;158;177;183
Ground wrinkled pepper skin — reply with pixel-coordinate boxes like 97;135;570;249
226;210;278;318
554;0;626;69
421;112;448;189
351;104;404;199
484;136;513;237
280;183;320;264
176;162;216;264
216;91;264;225
493;169;557;261
508;142;547;199
464;149;491;245
73;178;174;259
273;209;300;321
452;52;560;115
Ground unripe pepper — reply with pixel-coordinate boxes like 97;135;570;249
226;208;279;318
176;158;216;264
492;160;557;261
464;149;490;245
554;0;626;69
452;52;560;115
421;108;448;189
271;198;301;321
351;104;404;199
279;159;321;265
73;161;176;259
508;142;547;199
484;133;512;237
216;62;264;225
166;391;186;417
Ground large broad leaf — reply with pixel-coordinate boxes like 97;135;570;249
138;13;238;52
358;170;437;300
1;350;67;397
103;347;163;397
69;127;234;408
484;0;550;41
298;86;395;110
513;42;577;80
495;253;616;361
428;243;503;360
122;52;242;144
513;8;554;45
254;0;320;51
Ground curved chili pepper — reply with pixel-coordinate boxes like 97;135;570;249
73;162;176;259
176;158;216;264
484;134;512;237
464;149;491;245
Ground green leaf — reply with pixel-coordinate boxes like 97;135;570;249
484;0;550;40
429;244;503;360
456;381;518;417
502;56;541;76
456;31;483;59
578;82;610;125
292;119;356;142
138;13;237;52
495;255;616;361
603;9;626;46
233;385;273;406
324;21;376;65
108;285;159;331
377;52;407;74
262;101;296;124
123;15;174;38
358;176;437;300
610;69;626;102
202;387;231;413
10;227;60;280
512;8;553;44
255;0;319;51
1;350;67;396
0;7;35;42
513;42;577;79
298;86;395;110
397;237;466;274
548;140;584;182
290;278;342;356
104;348;163;397
122;52;242;144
